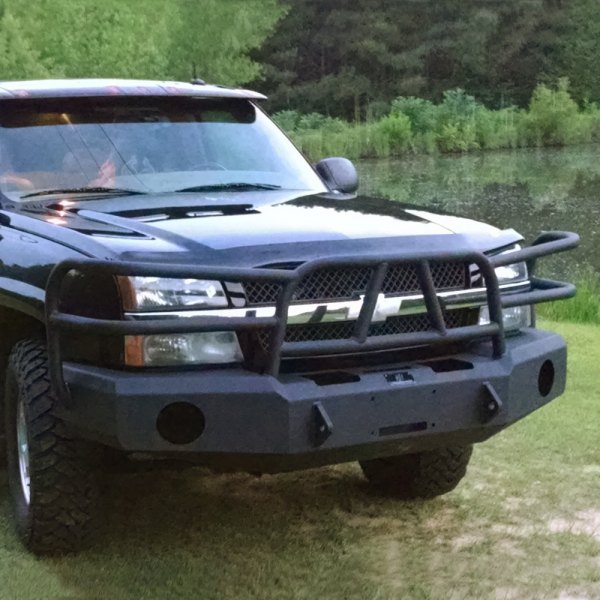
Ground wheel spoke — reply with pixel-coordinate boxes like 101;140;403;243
16;400;31;505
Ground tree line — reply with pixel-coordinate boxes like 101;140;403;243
0;0;598;119
0;0;283;85
253;0;599;119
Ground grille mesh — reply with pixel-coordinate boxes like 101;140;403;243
244;262;467;306
257;309;478;351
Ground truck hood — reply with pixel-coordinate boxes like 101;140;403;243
3;190;522;265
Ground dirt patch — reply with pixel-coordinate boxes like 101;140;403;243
450;533;484;550
493;588;522;600
581;465;600;474
502;496;537;511
490;523;538;538
548;510;600;541
555;592;591;600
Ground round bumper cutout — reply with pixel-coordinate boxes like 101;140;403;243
538;360;555;398
157;402;205;445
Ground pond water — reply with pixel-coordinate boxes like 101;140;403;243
357;145;600;281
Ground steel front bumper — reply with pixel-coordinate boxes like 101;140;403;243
59;329;566;473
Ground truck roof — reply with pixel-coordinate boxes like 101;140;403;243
0;78;266;101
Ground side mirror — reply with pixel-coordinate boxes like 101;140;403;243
315;157;359;194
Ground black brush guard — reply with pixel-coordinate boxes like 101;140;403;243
45;231;579;402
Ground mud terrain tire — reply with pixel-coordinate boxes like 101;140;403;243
360;445;473;499
4;339;99;554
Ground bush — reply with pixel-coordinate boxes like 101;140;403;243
278;80;600;161
272;110;301;132
376;113;413;153
474;107;520;150
297;112;346;132
438;89;482;125
391;96;438;134
525;79;589;146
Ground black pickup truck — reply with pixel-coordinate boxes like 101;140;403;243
0;79;578;554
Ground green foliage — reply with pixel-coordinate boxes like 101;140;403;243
524;79;590;146
254;0;567;118
438;89;481;124
391;97;437;134
286;81;600;161
552;0;600;103
0;0;284;84
297;113;345;132
167;0;285;84
0;7;53;79
272;110;302;132
9;0;172;79
375;113;412;153
436;122;479;153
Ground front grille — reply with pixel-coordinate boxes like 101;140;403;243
244;262;468;306
256;308;478;351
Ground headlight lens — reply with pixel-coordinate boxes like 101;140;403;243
494;246;528;285
120;277;228;311
495;262;528;285
125;331;243;366
477;245;531;331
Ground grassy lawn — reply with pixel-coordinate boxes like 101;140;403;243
0;321;598;600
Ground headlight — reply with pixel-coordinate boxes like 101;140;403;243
494;246;528;285
120;277;228;311
495;262;528;285
125;331;243;366
478;246;531;331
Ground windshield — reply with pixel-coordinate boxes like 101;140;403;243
0;97;326;201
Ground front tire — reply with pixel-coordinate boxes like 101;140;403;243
4;339;99;554
360;445;473;499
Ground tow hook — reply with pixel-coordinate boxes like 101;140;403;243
481;381;503;422
313;402;334;446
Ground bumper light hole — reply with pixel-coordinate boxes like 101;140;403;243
157;403;205;445
538;360;555;398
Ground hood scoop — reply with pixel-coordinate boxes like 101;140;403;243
112;203;257;222
23;203;145;237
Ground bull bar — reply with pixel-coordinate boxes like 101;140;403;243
45;231;579;403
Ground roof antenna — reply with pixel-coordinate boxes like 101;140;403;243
191;63;206;86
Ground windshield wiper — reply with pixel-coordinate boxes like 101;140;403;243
21;187;147;199
174;183;282;193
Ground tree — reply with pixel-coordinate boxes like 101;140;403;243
8;0;173;79
168;0;286;84
253;0;568;118
551;0;600;102
0;4;53;80
4;0;284;85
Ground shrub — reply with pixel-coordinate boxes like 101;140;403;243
391;96;438;134
277;80;599;160
525;79;588;146
296;112;346;132
376;113;413;153
436;121;479;153
438;89;482;125
272;110;301;132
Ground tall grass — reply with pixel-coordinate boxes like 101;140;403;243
277;79;600;161
538;275;600;324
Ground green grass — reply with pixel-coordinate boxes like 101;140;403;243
1;321;599;599
538;276;600;324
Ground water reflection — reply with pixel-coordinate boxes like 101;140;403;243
358;146;600;280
